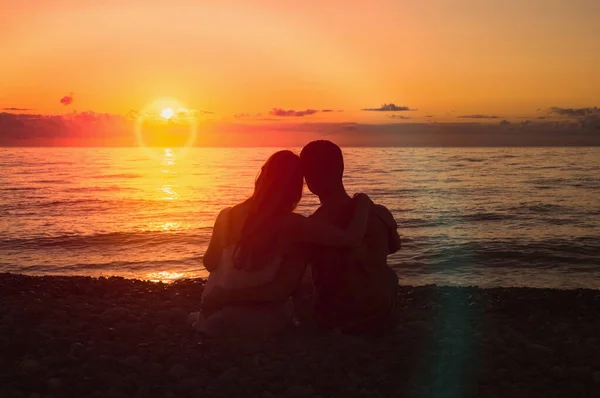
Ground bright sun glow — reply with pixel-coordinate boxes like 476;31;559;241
160;108;175;119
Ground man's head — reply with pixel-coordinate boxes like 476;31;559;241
300;140;344;196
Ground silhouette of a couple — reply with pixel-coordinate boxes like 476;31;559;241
190;140;401;336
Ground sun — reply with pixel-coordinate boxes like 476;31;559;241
160;107;175;120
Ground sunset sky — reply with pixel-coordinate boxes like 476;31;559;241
1;0;599;145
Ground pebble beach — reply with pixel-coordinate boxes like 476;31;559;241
1;273;600;398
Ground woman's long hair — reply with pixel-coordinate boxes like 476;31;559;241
234;150;303;270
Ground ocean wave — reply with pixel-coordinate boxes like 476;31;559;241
16;257;203;273
447;155;486;162
64;186;140;193
460;212;521;222
31;180;70;184
392;236;600;269
32;199;104;208
522;203;565;213
527;178;567;185
91;173;143;179
0;229;210;250
1;187;38;191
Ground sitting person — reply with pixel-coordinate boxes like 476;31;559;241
190;150;373;337
202;141;401;336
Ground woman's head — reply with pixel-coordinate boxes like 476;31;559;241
252;150;303;213
235;150;303;269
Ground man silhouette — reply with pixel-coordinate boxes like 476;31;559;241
296;140;401;334
201;140;401;335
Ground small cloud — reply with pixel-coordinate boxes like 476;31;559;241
321;109;343;113
125;110;140;121
425;115;434;118
549;107;599;117
458;114;501;119
233;112;265;120
60;93;74;106
389;115;411;120
537;116;548;120
341;123;360;131
171;108;213;121
362;103;415;112
269;108;318;117
2;107;33;111
500;119;511;125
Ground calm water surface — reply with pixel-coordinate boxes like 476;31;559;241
1;147;599;289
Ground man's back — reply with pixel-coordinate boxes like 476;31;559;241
309;199;400;334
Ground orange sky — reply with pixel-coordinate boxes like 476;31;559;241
1;0;599;123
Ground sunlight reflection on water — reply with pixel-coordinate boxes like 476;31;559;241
145;270;186;283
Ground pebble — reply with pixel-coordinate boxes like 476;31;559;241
143;361;163;375
119;356;143;368
284;385;313;397
155;324;169;337
46;378;61;390
21;358;41;373
101;307;129;320
169;363;187;379
168;307;187;324
551;366;565;379
69;342;85;357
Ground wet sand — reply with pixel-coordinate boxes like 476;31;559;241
1;273;599;398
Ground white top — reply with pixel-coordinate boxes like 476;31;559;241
194;208;294;337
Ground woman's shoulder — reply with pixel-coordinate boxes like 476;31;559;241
224;201;250;219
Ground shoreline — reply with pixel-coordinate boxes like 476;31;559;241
1;273;600;397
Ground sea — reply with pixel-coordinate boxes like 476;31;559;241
1;147;599;289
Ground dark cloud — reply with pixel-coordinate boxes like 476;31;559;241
549;107;599;117
2;107;32;111
321;109;343;113
500;119;511;125
269;108;318;117
60;93;74;106
458;114;501;119
362;103;415;112
389;115;411;120
548;107;600;130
